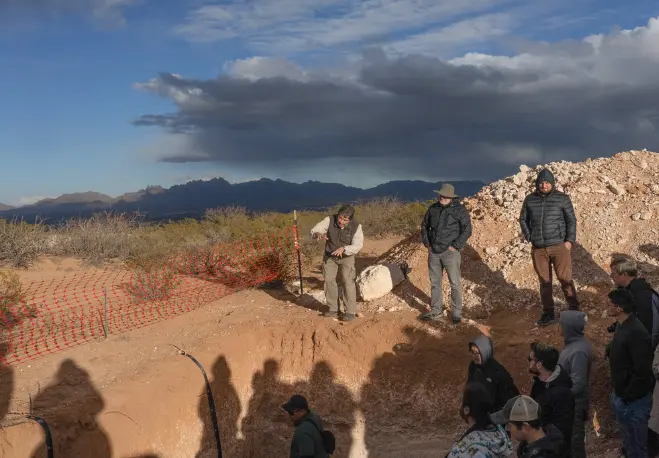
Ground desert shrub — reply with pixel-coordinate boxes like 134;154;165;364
0;218;47;267
126;262;181;301
0;269;33;327
56;212;144;263
355;198;428;238
204;206;250;227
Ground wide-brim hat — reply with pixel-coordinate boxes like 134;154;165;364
434;183;457;198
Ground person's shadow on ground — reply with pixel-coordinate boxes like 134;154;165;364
239;359;296;458
29;358;112;458
195;355;242;458
360;326;479;456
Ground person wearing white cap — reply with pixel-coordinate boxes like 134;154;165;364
491;395;569;458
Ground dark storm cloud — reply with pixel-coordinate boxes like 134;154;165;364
133;18;659;181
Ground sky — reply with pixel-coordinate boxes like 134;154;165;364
1;0;658;206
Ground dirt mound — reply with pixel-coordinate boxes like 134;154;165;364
378;149;659;314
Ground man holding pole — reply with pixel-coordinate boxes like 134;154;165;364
310;205;364;322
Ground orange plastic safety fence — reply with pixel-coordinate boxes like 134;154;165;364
0;229;295;366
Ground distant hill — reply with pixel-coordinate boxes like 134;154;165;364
0;202;13;211
0;178;486;222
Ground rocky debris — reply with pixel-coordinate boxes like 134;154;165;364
377;150;659;314
357;263;407;301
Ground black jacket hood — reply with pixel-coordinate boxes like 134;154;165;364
536;168;556;191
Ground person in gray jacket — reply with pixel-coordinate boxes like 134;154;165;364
282;394;330;458
557;310;592;458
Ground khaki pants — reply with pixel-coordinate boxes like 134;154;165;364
323;254;357;315
531;243;579;313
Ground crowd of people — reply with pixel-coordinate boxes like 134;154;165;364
301;168;659;457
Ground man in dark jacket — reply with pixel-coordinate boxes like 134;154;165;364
528;341;575;448
491;395;569;458
557;310;592;458
420;183;472;324
610;254;659;456
519;168;579;326
310;205;364;322
610;253;659;350
282;394;329;458
607;288;655;458
467;335;520;411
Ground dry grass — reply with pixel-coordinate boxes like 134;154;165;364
55;212;144;263
0;269;34;327
0;218;47;267
0;199;430;270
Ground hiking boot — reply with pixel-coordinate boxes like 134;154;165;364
420;310;442;321
323;311;339;319
341;313;356;322
536;312;557;327
452;316;462;325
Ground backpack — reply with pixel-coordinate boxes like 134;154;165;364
303;419;336;454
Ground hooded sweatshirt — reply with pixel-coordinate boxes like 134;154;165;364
290;410;329;458
467;336;521;411
557;310;593;400
530;365;575;444
626;277;659;350
519;169;577;249
517;425;569;458
447;424;514;458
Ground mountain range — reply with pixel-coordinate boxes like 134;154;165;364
0;178;486;222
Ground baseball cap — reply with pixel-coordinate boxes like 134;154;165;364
490;395;540;424
281;394;309;414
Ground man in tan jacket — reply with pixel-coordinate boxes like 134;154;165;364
310;205;364;322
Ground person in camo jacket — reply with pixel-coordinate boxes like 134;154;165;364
519;168;579;327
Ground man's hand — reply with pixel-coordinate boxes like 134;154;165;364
313;233;328;241
564;241;572;250
331;247;345;258
448;246;457;251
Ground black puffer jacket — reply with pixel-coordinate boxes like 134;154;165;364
421;199;472;254
530;365;575;445
519;169;577;249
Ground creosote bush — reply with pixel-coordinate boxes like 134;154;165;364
0;218;47;267
0;268;33;326
56;212;143;263
126;262;181;301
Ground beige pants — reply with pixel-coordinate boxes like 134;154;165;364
323;254;357;315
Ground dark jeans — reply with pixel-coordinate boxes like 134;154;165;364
612;392;652;458
531;243;579;313
571;395;589;458
428;248;462;319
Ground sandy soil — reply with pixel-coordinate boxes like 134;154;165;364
0;237;627;457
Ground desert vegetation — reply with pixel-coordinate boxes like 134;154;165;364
0;198;429;271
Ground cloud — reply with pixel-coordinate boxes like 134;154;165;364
0;0;136;26
134;16;659;182
15;195;56;206
174;0;514;53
